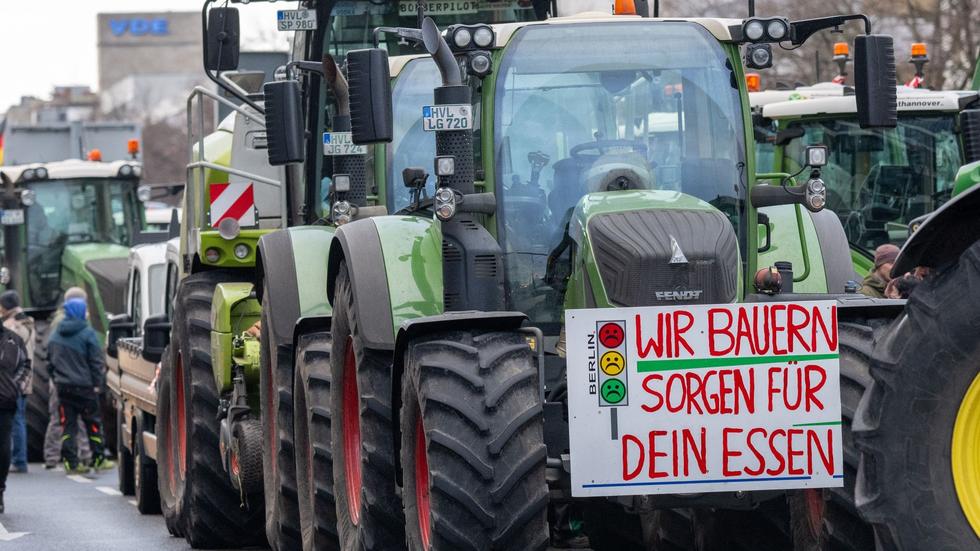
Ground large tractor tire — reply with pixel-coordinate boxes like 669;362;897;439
117;410;135;496
172;270;266;549
854;240;980;550
26;319;52;462
787;320;882;551
400;330;550;551
157;345;185;537
293;331;340;551
134;414;161;514
330;262;405;550
259;294;302;550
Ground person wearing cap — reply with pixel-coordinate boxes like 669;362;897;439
0;316;29;512
0;291;35;474
859;243;900;298
47;295;111;474
43;287;91;468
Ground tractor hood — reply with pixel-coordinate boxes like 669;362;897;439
571;190;739;307
61;243;130;334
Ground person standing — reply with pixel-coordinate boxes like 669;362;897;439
0;291;35;474
858;243;900;298
43;287;91;469
47;297;113;474
0;319;30;512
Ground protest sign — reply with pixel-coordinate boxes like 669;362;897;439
566;301;843;497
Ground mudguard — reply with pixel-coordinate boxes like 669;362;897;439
326;216;443;350
256;226;335;351
211;282;262;393
893;181;980;275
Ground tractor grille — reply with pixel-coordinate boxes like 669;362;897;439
588;209;738;307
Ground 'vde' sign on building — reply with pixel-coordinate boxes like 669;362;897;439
108;17;170;37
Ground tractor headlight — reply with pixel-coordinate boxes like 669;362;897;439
472;26;494;48
766;19;788;41
20;189;36;207
20;169;35;181
233;243;250;260
805;177;827;211
119;164;134;177
434;187;456;221
468;52;492;77
805;145;828;168
333;174;351;193
435;156;455;177
746;44;773;69
743;20;765;41
332;200;352;225
218;217;241;240
453;27;473;49
137;184;152;202
34;167;48;180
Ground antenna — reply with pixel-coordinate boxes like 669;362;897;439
654;0;660;17
417;0;426;29
748;0;755;17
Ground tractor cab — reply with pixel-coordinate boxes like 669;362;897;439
0;158;145;318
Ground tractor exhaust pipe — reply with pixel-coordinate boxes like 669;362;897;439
325;53;368;206
421;17;474;195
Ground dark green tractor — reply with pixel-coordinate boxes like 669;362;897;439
276;10;901;551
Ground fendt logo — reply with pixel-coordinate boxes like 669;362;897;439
655;290;703;301
109;18;170;37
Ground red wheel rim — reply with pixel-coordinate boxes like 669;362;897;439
415;415;432;549
176;353;187;477
804;488;825;537
342;337;362;525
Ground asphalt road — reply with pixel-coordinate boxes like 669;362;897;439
1;463;586;550
0;463;194;551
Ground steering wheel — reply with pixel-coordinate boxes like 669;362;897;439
844;210;866;243
570;139;647;159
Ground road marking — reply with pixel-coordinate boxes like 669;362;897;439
96;486;123;496
67;475;92;484
0;521;29;541
128;500;138;507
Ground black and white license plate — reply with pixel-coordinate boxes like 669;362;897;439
0;209;24;226
323;132;367;156
422;104;472;132
277;9;317;31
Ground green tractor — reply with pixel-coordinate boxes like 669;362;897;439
149;1;549;549
264;8;901;551
0;147;148;462
753;46;980;282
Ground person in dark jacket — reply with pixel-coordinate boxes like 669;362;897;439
47;298;114;474
0;322;30;512
1;290;35;474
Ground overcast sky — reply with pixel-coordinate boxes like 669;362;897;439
0;0;294;113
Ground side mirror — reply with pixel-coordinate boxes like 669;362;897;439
854;35;897;129
961;109;980;164
106;314;136;359
205;7;240;72
263;80;306;166
141;314;171;364
347;48;393;145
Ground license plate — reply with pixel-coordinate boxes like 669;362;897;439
323;132;368;156
0;209;24;225
277;9;317;32
399;1;479;16
422;105;472;132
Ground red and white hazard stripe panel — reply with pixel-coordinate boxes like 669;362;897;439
209;182;256;228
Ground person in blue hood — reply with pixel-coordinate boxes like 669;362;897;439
47;298;114;474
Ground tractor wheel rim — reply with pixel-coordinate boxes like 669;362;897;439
952;371;980;539
342;337;362;525
804;489;824;538
176;353;187;478
415;415;432;549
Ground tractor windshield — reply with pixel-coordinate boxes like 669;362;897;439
783;114;962;250
388;58;439;211
494;22;746;329
25;178;142;308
